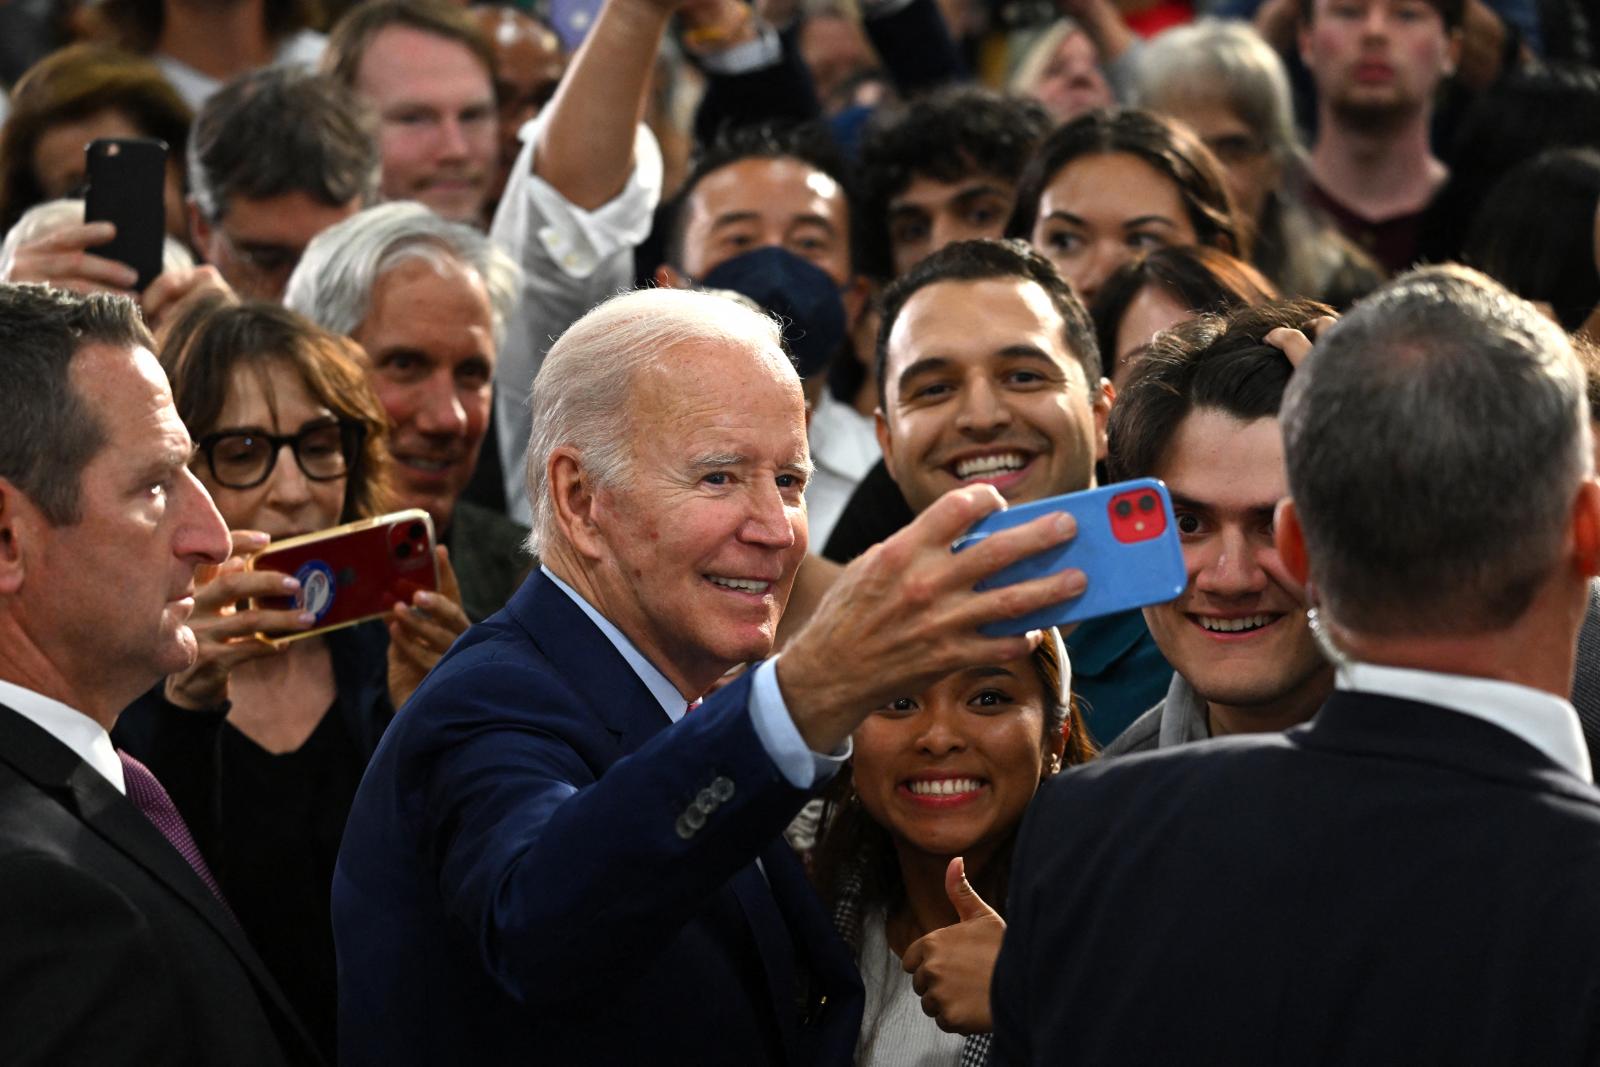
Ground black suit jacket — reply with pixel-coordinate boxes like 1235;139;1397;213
0;703;322;1066
993;690;1600;1066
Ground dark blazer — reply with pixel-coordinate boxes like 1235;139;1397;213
0;703;321;1066
992;690;1600;1066
334;570;863;1066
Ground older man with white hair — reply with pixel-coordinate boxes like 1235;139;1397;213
331;285;1087;1066
285;201;529;622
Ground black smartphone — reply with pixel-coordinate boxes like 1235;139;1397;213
83;137;167;291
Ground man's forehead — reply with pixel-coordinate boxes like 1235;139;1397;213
693;156;846;218
892;171;1011;210
358;25;492;95
891;277;1072;364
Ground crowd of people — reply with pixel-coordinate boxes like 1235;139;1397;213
1;0;1599;1064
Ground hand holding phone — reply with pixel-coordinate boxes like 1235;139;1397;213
953;479;1186;635
247;510;440;647
83;137;167;291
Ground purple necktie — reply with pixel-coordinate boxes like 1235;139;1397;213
117;750;231;910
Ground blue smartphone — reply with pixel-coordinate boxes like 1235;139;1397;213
952;479;1186;636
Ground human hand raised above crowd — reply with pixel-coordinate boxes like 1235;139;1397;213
0;221;138;296
777;484;1085;754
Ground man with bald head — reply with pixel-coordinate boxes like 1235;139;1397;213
334;285;1085;1065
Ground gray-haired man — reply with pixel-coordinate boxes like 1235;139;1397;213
994;265;1600;1065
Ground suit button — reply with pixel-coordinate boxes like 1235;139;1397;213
695;789;717;814
685;807;707;830
710;777;735;802
675;815;695;839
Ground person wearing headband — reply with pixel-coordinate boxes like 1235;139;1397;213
810;629;1092;1065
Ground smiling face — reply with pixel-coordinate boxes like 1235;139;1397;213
25;344;230;710
677;156;854;287
1300;0;1457;128
1031;152;1199;305
354;26;497;224
195;359;348;540
852;655;1063;868
352;255;495;533
585;340;811;696
1142;410;1327;716
887;173;1017;279
878;276;1108;514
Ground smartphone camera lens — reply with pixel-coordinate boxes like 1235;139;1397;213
409;522;425;539
396;542;412;559
1115;499;1133;518
1139;494;1156;512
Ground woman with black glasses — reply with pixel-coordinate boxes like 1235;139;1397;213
114;298;467;1063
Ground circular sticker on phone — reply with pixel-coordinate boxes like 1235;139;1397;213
294;560;336;622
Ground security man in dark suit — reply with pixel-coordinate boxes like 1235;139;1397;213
0;284;321;1065
993;265;1600;1065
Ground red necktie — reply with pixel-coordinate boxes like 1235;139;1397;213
117;750;232;911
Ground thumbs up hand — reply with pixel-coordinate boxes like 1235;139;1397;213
899;856;1007;1034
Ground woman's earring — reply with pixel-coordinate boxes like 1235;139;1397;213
1046;753;1062;777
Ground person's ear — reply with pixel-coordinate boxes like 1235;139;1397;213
548;448;606;561
841;274;872;329
0;478;39;597
1275;497;1310;587
1092;377;1115;463
654;264;692;291
1443;26;1463;78
187;198;212;257
1048;715;1069;769
1571;478;1600;578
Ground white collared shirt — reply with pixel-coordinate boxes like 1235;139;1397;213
0;678;125;793
1336;661;1593;782
540;567;847;788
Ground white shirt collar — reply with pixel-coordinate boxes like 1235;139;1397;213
1336;661;1593;782
541;566;692;722
0;678;125;793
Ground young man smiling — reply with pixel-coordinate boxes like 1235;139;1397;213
1101;300;1334;755
874;238;1171;743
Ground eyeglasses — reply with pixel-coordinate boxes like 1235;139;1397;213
197;419;365;490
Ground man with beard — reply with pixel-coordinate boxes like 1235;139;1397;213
1299;0;1463;273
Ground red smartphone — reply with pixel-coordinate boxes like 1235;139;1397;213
83;137;168;291
246;509;439;646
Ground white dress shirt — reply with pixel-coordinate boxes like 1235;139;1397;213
1337;661;1593;782
490;115;664;525
542;567;847;788
0;678;125;793
805;391;881;549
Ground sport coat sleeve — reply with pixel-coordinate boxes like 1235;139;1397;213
413;650;812;1008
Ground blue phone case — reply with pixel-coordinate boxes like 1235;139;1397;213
952;478;1186;636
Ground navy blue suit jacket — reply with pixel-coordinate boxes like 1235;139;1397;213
334;571;862;1065
992;691;1600;1065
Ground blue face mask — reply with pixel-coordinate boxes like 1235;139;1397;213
700;246;847;379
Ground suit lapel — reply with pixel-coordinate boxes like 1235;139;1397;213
507;571;677;752
0;703;321;1063
508;572;855;1064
